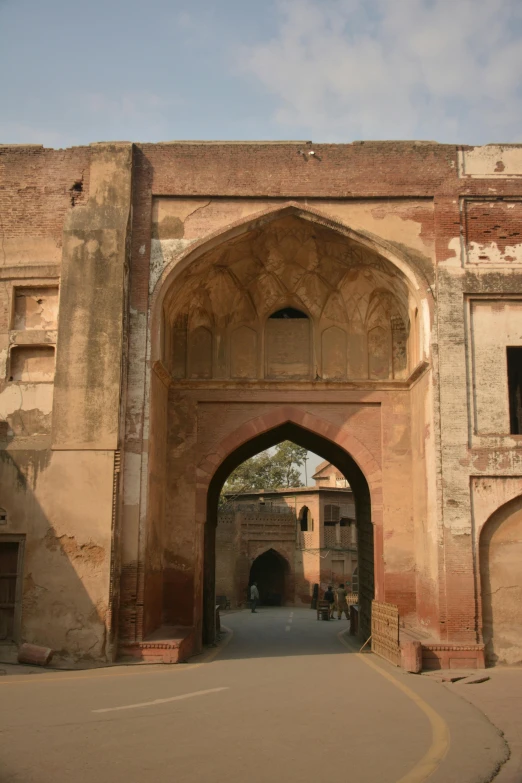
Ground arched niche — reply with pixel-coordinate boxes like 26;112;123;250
322;326;347;380
188;326;212;379
368;326;392;380
480;496;522;665
230;325;257;379
265;308;311;380
298;505;310;532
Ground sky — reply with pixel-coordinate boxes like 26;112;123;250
2;0;522;148
4;0;520;480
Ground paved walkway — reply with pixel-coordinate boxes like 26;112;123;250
0;608;509;783
447;668;522;783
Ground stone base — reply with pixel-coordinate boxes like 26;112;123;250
120;625;196;664
421;643;485;670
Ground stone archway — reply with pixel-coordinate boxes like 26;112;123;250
202;415;377;645
480;495;522;665
120;203;430;662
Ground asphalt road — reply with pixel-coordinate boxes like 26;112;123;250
0;608;508;783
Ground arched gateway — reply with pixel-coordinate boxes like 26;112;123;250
6;142;522;670
120;203;431;660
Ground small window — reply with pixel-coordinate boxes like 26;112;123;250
269;308;308;319
324;504;340;525
299;506;310;532
507;347;522;434
0;537;24;643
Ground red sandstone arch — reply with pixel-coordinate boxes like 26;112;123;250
197;406;383;645
195;405;382;526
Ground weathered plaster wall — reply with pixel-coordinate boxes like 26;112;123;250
52;143;133;450
0;143;132;663
0;144;90;267
459;144;522;178
0;449;114;661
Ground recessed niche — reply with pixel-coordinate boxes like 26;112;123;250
9;346;55;382
13;287;59;331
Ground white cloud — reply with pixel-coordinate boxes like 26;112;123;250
241;0;522;142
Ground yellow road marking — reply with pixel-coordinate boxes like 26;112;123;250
338;631;450;783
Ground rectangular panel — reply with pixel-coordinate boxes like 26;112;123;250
459;146;522;178
470;300;522;434
13;286;59;330
464;200;522;266
266;320;311;378
10;346;55;382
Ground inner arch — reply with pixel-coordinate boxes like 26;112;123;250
203;421;374;644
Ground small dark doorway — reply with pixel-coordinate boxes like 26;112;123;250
249;549;289;606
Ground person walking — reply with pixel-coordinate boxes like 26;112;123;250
250;582;259;613
324;585;335;619
336;583;349;620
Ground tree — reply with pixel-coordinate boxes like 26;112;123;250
222;441;308;498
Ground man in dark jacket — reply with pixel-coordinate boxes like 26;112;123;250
324;585;335;619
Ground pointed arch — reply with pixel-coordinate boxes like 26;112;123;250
479;494;522;665
150;201;431;363
199;406;382;644
197;405;382;518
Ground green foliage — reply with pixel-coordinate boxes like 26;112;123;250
222;441;308;498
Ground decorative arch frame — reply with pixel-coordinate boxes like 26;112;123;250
197;405;382;526
150;201;433;365
195;405;383;643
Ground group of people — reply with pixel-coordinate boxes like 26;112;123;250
323;583;351;620
249;581;351;618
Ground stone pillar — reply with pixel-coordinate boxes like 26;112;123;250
51;143;133;659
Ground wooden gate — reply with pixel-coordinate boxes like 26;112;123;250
371;600;400;666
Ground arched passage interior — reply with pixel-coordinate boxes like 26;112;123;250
249;549;290;606
204;421;374;644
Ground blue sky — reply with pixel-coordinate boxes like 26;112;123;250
2;0;522;148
